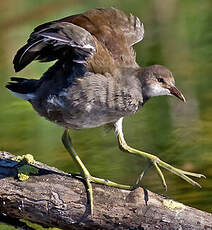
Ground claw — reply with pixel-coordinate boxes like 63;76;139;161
179;170;206;179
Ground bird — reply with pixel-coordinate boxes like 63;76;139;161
6;8;205;215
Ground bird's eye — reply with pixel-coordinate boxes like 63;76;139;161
157;77;165;83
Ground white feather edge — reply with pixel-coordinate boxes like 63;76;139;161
8;89;35;101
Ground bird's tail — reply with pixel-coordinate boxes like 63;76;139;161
6;77;39;101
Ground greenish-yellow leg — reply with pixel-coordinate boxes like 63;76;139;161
62;129;131;215
114;118;205;190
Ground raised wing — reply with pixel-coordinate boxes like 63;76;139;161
60;8;144;65
13;8;144;73
13;22;96;72
62;8;144;47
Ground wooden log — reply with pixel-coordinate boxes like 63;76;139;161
0;151;211;230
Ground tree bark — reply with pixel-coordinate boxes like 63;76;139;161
0;151;211;230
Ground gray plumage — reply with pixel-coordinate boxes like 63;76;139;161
7;8;185;130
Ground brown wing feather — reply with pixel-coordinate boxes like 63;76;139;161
60;8;144;47
58;8;144;68
13;8;144;75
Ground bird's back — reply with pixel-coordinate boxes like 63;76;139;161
13;8;144;75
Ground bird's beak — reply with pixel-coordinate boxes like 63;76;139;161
169;86;186;102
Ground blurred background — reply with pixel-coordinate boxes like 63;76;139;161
0;0;211;227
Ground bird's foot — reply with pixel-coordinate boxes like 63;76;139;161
133;152;205;190
80;173;132;216
115;118;205;191
62;129;133;217
151;155;205;190
88;175;131;189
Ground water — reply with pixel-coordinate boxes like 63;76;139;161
0;1;211;225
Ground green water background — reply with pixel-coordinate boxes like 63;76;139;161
0;1;211;228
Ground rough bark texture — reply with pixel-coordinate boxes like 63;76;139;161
0;151;211;230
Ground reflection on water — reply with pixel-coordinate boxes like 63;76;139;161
0;0;211;218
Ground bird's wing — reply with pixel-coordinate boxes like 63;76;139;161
13;8;144;74
62;8;144;47
13;21;96;72
60;8;144;69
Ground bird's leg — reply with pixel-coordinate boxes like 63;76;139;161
114;118;205;190
62;129;131;215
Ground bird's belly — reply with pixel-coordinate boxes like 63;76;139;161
32;74;143;129
32;95;130;130
62;109;121;129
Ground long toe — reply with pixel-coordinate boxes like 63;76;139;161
157;159;205;188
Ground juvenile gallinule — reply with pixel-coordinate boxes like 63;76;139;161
7;8;204;214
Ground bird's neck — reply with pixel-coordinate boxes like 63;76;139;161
132;67;151;103
117;67;149;106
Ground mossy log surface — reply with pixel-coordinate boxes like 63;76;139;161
0;151;211;230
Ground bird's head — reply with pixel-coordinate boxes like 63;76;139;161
140;65;186;102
